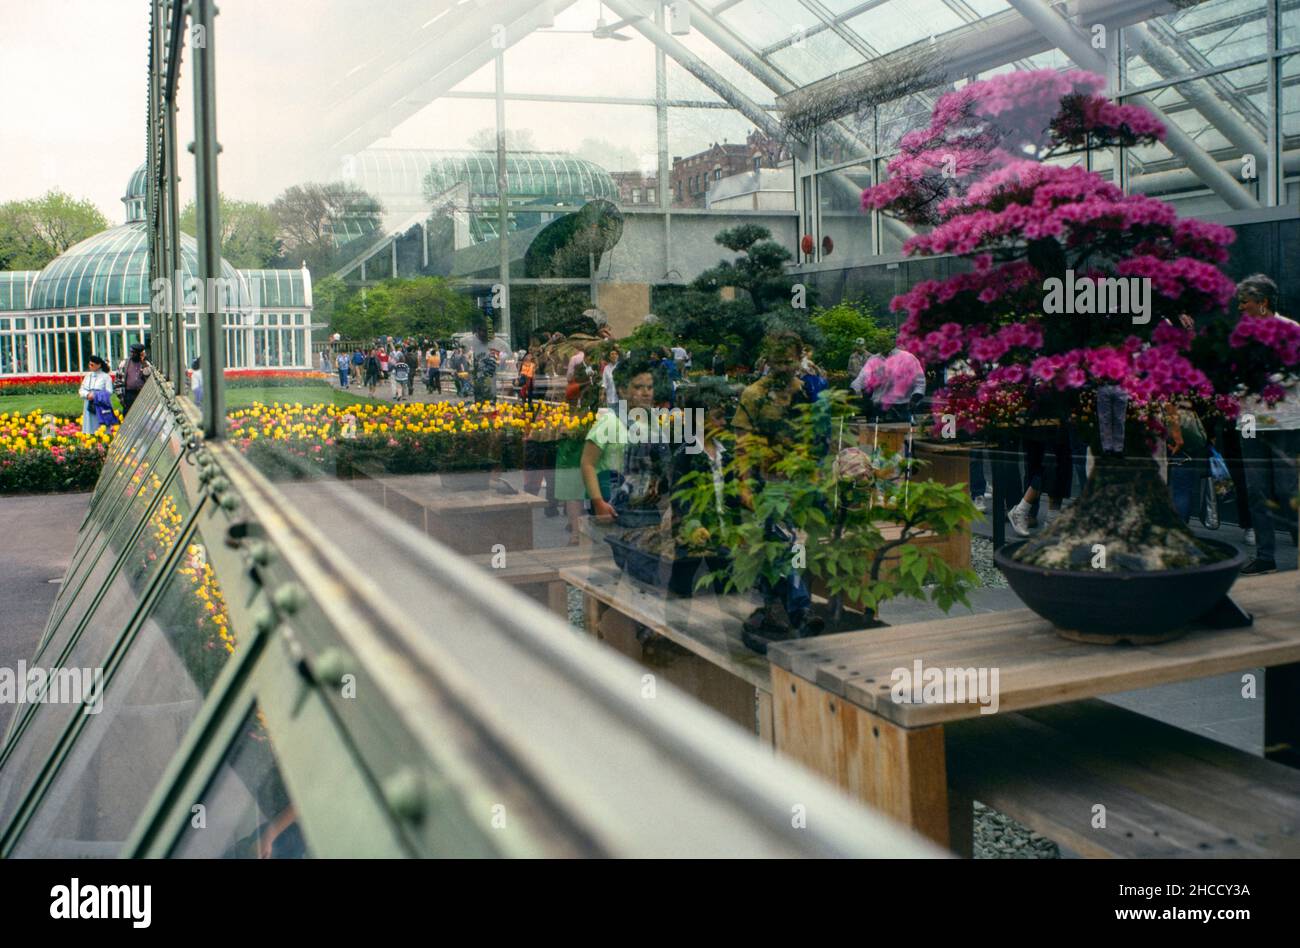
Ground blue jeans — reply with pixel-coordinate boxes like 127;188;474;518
757;519;812;619
1242;429;1300;561
338;368;349;387
1168;451;1199;523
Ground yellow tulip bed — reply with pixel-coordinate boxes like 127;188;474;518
1;400;596;493
0;411;115;494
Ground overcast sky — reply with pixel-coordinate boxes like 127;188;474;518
0;0;767;221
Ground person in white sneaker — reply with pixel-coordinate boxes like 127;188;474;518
1007;431;1072;536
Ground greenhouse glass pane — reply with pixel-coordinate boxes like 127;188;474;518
844;0;965;56
1123;65;1265;215
42;461;189;670
11;529;236;858
0;480;197;840
169;705;310;858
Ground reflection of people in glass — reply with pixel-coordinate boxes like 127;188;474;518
1235;274;1300;574
733;332;815;652
582;360;658;523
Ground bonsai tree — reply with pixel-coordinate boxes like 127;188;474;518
862;69;1300;571
676;390;977;628
657;224;820;369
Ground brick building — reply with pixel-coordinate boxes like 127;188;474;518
670;129;790;208
608;170;661;207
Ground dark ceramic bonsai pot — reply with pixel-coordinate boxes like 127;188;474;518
994;538;1247;644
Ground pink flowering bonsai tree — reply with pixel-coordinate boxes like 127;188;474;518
862;69;1300;571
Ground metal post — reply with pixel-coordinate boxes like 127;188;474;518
495;50;511;346
166;99;183;387
655;0;670;277
147;0;164;375
191;0;225;438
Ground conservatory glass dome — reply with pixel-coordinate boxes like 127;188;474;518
28;165;246;312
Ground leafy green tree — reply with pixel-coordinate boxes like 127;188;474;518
331;282;394;342
0;191;109;270
388;277;475;339
326;277;474;342
180;194;281;269
312;274;349;328
811;300;896;371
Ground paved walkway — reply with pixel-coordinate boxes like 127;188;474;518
0;492;89;734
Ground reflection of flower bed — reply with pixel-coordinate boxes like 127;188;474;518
229;400;594;480
134;490;234;694
0;411;115;494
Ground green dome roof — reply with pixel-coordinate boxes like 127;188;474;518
28;221;245;311
123;162;148;223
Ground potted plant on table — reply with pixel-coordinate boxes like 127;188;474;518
863;69;1300;642
676;389;978;651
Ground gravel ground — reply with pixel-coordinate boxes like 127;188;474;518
568;585;585;630
971;534;1008;588
974;801;1061;858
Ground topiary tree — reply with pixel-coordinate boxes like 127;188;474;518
863;69;1300;572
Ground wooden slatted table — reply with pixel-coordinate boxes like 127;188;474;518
561;562;775;744
468;545;600;618
767;572;1300;848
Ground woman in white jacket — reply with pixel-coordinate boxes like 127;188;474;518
78;355;114;434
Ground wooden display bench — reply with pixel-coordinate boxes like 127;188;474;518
363;473;548;556
467;545;599;618
767;572;1300;855
561;561;776;745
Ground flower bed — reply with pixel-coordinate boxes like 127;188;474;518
0;411;115;494
0;374;100;398
221;369;332;390
1;399;595;493
229;399;594;480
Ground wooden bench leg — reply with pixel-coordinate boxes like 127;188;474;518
757;689;775;749
771;666;950;848
547;580;568;621
1265;661;1300;769
582;592;603;637
946;787;974;858
588;603;764;738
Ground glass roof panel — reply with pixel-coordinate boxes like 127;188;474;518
719;0;811;48
817;0;881;15
963;0;1011;17
844;0;967;55
505;23;655;98
767;24;864;84
672;28;784;103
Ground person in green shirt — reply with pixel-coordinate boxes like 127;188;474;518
582;359;659;523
